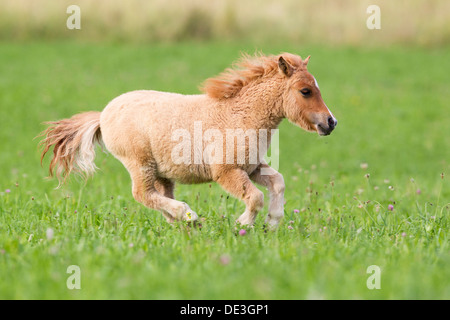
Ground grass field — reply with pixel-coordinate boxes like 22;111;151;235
0;41;449;299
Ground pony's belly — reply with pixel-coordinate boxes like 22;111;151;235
157;162;260;185
157;163;213;185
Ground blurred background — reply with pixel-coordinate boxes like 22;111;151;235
1;0;449;47
0;0;450;300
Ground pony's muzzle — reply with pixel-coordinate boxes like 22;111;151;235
316;115;337;136
328;116;337;130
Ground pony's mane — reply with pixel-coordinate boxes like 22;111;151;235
201;52;303;100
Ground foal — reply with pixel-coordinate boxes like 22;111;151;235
40;52;337;227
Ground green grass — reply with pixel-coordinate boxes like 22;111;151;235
0;41;449;299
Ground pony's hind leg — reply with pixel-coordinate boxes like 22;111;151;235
154;178;176;223
214;168;264;226
250;162;285;227
125;160;198;223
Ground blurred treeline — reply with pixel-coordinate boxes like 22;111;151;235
1;0;449;46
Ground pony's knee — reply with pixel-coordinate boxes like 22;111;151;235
270;172;285;195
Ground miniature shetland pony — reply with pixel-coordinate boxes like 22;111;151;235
40;52;337;227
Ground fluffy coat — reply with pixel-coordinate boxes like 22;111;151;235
40;52;337;226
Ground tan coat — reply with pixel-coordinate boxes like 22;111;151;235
40;52;337;227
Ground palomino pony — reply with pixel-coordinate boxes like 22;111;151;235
40;52;337;227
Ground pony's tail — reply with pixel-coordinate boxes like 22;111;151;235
39;111;103;186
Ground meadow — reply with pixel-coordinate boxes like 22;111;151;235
0;40;449;299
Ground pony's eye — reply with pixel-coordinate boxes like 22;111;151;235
300;88;311;97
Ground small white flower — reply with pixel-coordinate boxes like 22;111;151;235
46;228;54;241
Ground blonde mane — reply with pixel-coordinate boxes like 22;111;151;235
201;52;304;100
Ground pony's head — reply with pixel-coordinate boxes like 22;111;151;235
278;53;337;136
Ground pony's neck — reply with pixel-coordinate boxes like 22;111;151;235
233;76;285;130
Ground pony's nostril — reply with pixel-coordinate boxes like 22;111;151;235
327;116;336;129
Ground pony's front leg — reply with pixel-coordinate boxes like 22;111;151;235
214;168;264;226
250;162;285;227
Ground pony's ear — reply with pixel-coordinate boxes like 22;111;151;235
278;56;294;77
303;55;311;66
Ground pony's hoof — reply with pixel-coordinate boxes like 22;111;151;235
176;203;198;222
184;210;198;222
264;218;280;229
236;210;257;226
235;216;254;227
